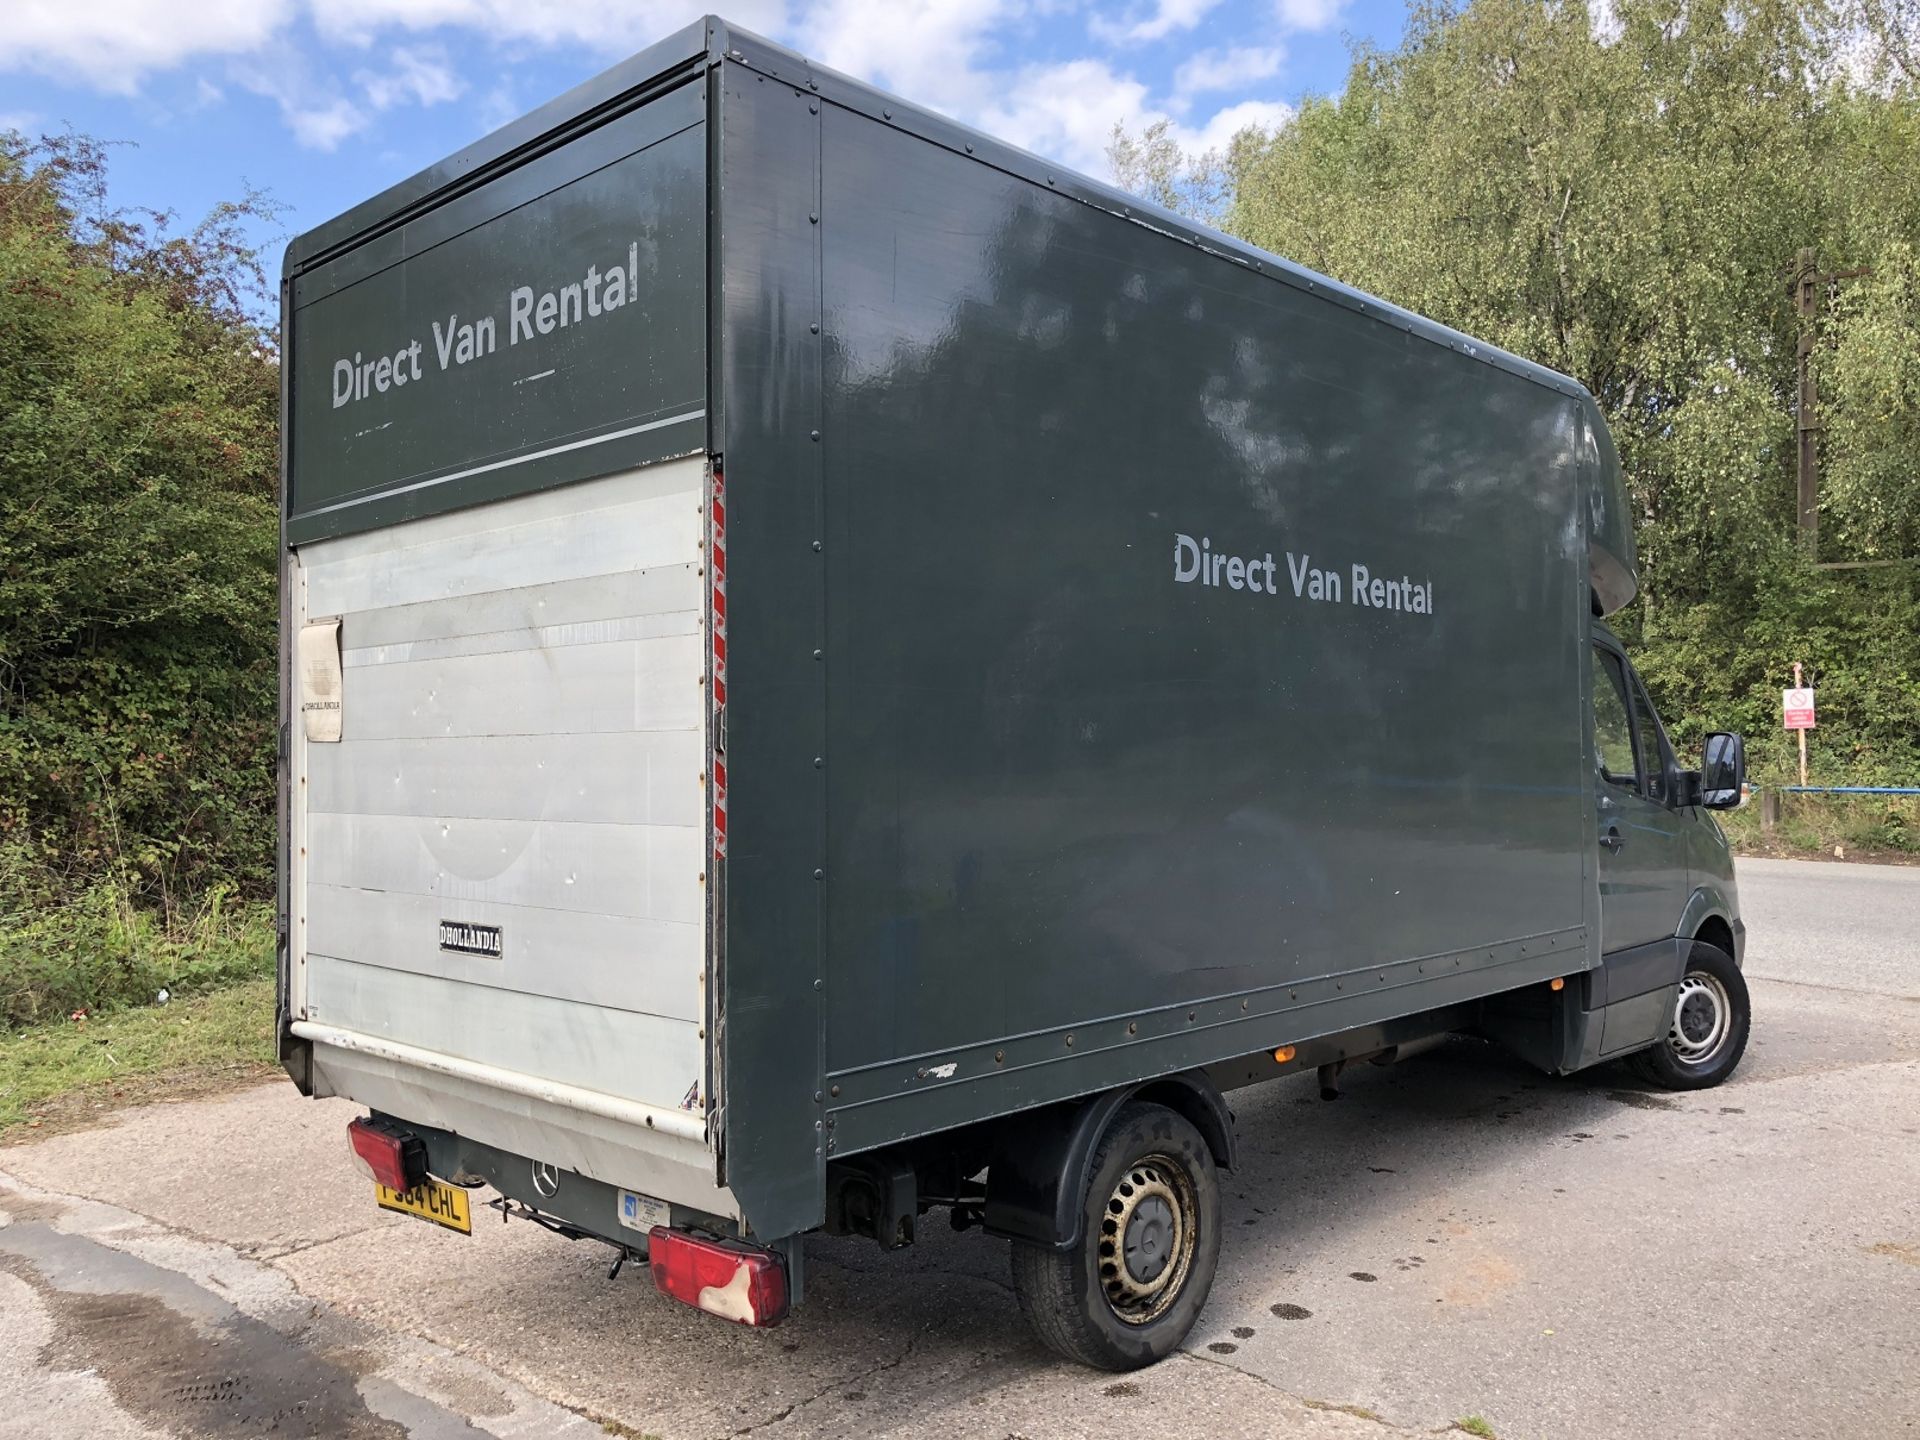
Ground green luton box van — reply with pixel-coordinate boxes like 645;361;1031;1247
277;15;1751;1369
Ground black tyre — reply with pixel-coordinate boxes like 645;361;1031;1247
1009;1101;1221;1370
1627;941;1750;1090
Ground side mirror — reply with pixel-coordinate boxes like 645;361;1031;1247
1699;732;1745;810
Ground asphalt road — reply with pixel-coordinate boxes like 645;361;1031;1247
3;857;1916;1440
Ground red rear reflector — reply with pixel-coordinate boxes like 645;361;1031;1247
347;1117;420;1192
647;1227;789;1326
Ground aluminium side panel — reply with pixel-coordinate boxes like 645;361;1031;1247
805;100;1592;1156
289;461;730;1211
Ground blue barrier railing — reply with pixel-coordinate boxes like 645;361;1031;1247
1766;786;1920;796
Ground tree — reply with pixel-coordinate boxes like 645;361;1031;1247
1108;121;1235;225
0;134;281;908
1115;0;1920;782
1854;0;1920;84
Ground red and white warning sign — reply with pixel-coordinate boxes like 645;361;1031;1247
1782;687;1816;730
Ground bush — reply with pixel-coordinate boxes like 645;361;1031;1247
0;878;272;1031
1720;792;1920;856
0;133;279;915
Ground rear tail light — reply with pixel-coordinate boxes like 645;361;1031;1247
347;1116;426;1192
647;1226;789;1326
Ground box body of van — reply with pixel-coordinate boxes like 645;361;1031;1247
278;16;1747;1367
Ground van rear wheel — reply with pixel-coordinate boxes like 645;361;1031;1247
1009;1102;1220;1370
1628;941;1749;1090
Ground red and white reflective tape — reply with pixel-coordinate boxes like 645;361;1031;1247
710;462;728;861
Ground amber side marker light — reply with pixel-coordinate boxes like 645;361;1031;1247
1272;1045;1297;1064
1549;977;1566;992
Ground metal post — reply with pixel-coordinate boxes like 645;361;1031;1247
1790;252;1871;561
1793;661;1809;789
1794;249;1820;557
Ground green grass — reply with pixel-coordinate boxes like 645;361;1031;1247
1454;1418;1498;1439
0;975;276;1136
0;883;274;1030
1301;1399;1384;1423
1720;791;1920;858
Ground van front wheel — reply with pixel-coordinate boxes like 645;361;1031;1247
1628;941;1750;1090
1009;1101;1221;1370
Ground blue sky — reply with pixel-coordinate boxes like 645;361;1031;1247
1;1;1409;261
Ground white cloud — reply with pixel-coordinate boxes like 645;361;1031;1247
0;0;290;93
799;0;1020;120
1274;0;1347;33
0;0;1293;173
975;57;1289;176
234;44;370;151
0;0;792;94
476;80;520;131
310;1;787;52
0;111;44;135
793;4;1290;182
1176;96;1292;152
1173;45;1283;97
1091;0;1222;46
980;58;1155;173
236;37;462;152
355;45;463;110
286;95;368;149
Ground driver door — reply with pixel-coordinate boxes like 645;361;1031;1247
1590;642;1689;955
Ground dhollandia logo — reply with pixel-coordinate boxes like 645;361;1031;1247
1173;532;1435;616
438;920;503;957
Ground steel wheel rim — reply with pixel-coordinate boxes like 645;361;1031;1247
1668;971;1732;1065
1097;1155;1198;1325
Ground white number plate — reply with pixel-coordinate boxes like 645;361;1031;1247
617;1190;670;1233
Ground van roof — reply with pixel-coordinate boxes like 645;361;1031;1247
282;14;1595;411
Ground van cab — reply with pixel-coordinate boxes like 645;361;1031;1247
1588;624;1748;1087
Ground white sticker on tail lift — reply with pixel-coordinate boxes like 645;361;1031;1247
299;618;343;742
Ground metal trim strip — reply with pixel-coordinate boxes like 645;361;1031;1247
293;408;707;524
815;926;1591;1159
825;923;1590;1088
291;1020;708;1142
